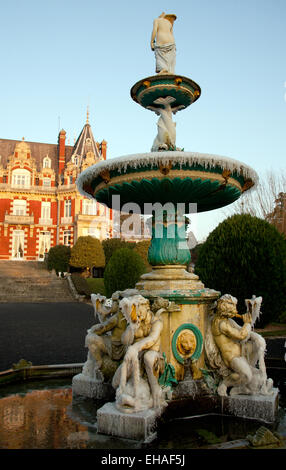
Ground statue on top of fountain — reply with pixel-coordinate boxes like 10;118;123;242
205;294;273;397
151;12;177;75
149;12;182;151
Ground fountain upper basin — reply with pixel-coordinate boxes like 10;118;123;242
77;151;258;213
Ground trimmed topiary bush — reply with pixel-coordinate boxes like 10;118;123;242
195;214;286;327
46;244;71;274
102;238;135;265
133;240;152;271
104;248;146;298
69;236;105;276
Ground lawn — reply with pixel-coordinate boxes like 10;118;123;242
86;278;106;295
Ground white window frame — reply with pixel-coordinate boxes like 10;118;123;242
11;169;31;188
12;230;25;259
43;156;51;169
63;230;72;246
38;231;51;259
82;227;100;238
13;199;27;216
41;201;51;220
82;199;97;215
64;199;72;217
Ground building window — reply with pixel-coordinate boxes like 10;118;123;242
72;155;78;166
11;169;31;188
43;156;51;168
43;177;51;187
38;231;51;260
63;230;72;246
82;227;100;238
82;199;97;215
41;201;51;220
12;230;24;259
64;199;72;217
69;175;73;185
13;199;27;216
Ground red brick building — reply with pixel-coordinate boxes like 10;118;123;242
0;116;112;260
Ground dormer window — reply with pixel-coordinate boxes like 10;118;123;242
72;155;79;166
43;156;51;168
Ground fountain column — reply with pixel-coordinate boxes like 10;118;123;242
136;208;219;381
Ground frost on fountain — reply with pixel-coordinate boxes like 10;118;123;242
204;294;274;397
112;295;177;413
76;151;259;199
80;291;178;413
81;290;140;382
73;11;278;440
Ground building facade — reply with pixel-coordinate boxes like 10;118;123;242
0;117;112;260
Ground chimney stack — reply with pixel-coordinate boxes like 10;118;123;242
58;129;66;175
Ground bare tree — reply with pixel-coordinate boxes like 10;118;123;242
225;169;286;221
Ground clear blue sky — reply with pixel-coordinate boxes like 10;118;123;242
1;0;286;240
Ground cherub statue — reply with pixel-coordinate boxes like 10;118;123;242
82;290;139;381
112;295;173;412
149;96;177;151
204;294;273;397
151;12;177;74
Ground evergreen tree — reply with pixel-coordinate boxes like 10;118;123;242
46;244;71;274
195;214;286;326
104;248;146;297
102;238;135;265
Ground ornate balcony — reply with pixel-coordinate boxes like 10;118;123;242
38;218;53;226
4;214;34;225
61;216;73;225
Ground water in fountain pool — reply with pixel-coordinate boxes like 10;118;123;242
0;378;285;449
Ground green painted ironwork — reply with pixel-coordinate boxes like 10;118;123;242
130;75;201;111
94;176;241;213
148;219;191;266
158;352;178;389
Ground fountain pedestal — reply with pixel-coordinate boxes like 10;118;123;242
97;402;160;442
136;265;219;381
72;373;114;400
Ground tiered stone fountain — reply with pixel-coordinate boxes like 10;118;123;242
74;13;278;442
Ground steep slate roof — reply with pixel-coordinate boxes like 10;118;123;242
0;112;101;172
0;138;74;172
70;119;102;165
